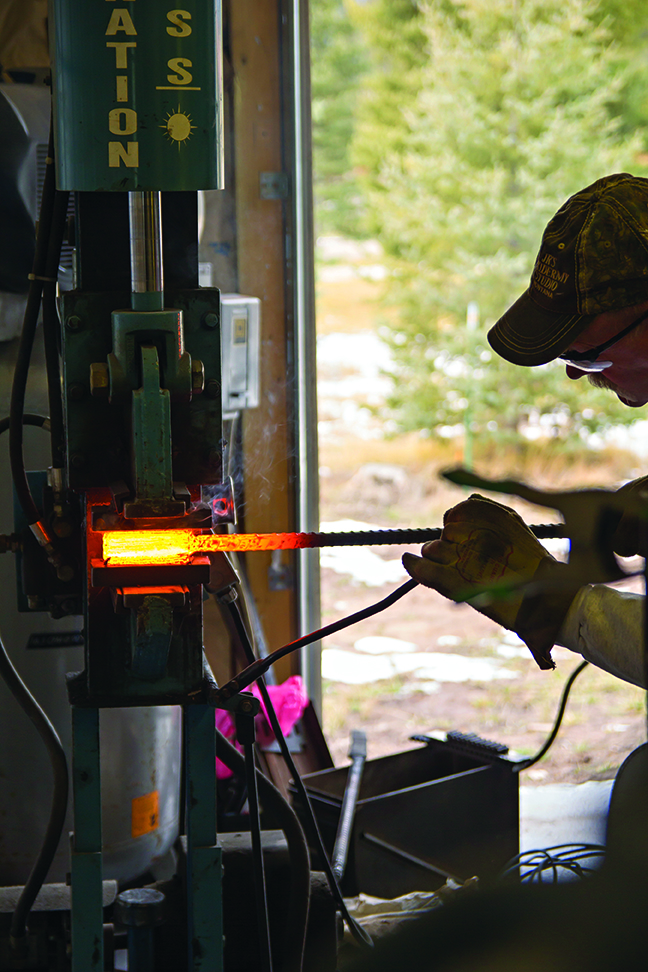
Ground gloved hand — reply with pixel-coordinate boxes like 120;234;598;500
612;475;648;558
402;494;579;670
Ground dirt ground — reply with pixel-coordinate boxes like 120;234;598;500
317;458;647;787
320;564;646;785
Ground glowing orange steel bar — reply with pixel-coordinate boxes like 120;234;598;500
100;523;563;567
101;529;318;565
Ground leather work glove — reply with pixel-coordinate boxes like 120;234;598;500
612;475;648;558
402;495;580;670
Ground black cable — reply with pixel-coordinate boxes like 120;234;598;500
41;189;69;471
0;628;68;945
0;408;58;938
237;711;274;972
217;578;418;699
215;728;310;972
10;124;57;526
223;597;373;949
0;414;49;437
229;551;273;667
515;660;589;772
500;843;605;884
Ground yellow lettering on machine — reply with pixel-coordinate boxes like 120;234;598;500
108;141;139;168
131;791;159;838
167;10;192;37
105;9;137;35
167;57;193;85
109;108;138;135
107;42;136;68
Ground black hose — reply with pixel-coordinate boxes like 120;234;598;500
223;597;373;949
229;551;273;667
10;125;58;525
41;189;69;471
515;660;589;772
215;728;310;972
0;414;49;437
217;579;418;698
0;628;68;945
237;711;273;972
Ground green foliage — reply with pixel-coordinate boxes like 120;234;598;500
351;0;648;442
349;0;428;234
310;0;369;233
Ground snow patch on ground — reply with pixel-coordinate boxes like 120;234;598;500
319;547;407;586
355;636;417;654
322;646;517;685
319;519;408;586
317;331;394;441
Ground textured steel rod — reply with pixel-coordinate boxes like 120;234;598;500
299;524;567;547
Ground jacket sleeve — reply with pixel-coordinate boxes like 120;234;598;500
557;585;645;688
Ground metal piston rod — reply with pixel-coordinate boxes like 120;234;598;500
129;191;164;298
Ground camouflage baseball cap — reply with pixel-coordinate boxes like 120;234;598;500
488;173;648;366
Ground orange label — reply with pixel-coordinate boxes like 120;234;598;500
131;790;159;838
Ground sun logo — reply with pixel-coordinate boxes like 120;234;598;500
161;108;196;148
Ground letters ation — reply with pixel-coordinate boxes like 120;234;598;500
106;7;138;167
105;9;137;35
109;142;139;167
109;108;138;135
106;42;136;68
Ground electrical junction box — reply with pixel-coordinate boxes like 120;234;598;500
220;294;261;418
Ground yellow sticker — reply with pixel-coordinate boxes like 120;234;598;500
233;313;247;344
131;790;159;838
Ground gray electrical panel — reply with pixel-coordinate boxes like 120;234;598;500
220;293;261;417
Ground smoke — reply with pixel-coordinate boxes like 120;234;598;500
226;408;297;522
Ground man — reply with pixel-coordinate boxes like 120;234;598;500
403;172;648;688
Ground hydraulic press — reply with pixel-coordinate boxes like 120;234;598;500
48;2;231;968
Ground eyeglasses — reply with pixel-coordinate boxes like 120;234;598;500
559;309;648;372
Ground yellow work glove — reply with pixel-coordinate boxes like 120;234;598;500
612;475;648;558
402;495;578;670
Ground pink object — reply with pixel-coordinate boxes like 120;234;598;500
215;675;309;779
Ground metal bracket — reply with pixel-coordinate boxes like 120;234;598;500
259;171;289;200
125;345;186;518
268;549;293;591
107;308;193;401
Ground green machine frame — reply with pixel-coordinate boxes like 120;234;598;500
49;1;231;968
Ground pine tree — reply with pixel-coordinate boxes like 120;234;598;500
310;0;369;234
349;0;428;236
353;0;648;443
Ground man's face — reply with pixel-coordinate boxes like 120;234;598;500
564;301;648;407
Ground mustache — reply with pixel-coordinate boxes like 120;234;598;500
588;373;616;392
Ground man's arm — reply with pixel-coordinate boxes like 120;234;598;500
558;585;645;688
